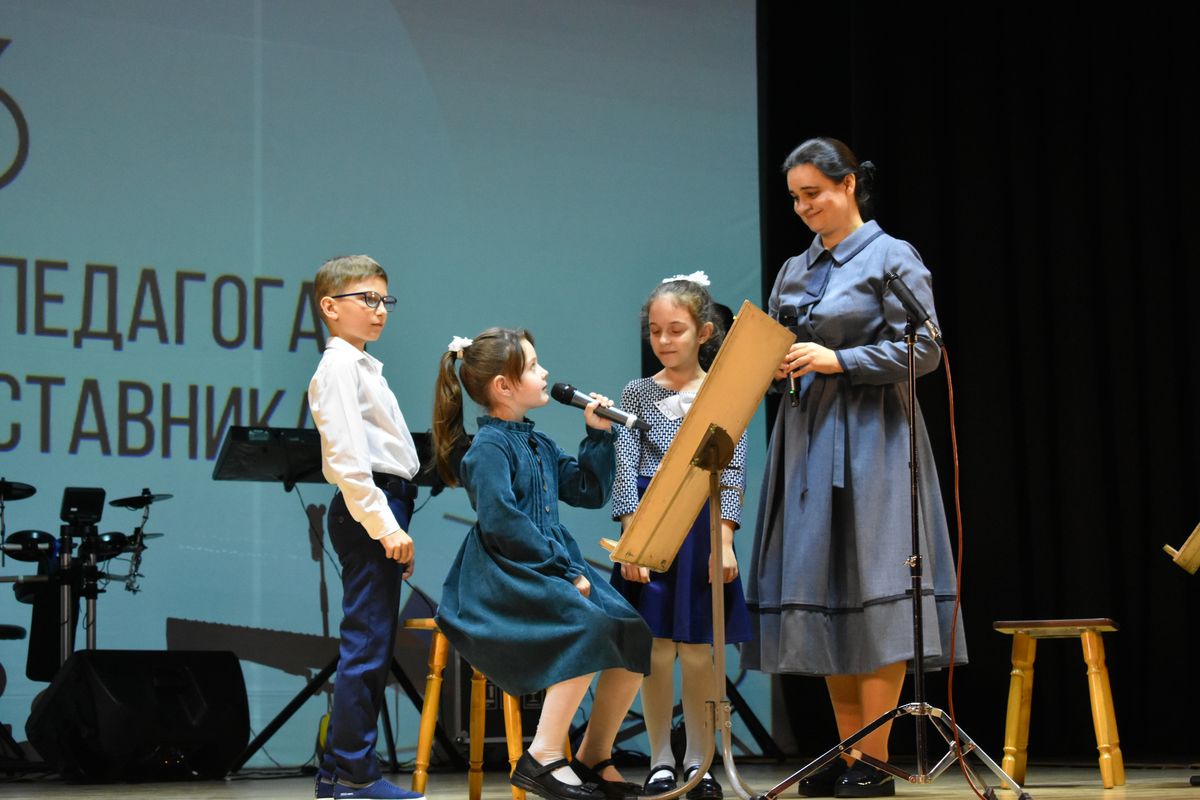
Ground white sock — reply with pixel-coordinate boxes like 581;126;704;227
679;642;716;774
640;638;678;770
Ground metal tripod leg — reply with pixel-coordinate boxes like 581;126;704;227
760;703;1032;800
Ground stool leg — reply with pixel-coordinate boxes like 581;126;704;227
469;669;488;800
1081;631;1124;788
503;692;525;800
1001;632;1036;787
412;631;449;795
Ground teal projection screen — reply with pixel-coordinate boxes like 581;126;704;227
0;1;762;764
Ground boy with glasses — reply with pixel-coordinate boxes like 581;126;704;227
308;255;423;800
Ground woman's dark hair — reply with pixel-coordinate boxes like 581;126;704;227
432;327;533;487
782;137;876;217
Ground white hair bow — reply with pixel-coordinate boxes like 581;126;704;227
447;335;474;358
661;270;711;287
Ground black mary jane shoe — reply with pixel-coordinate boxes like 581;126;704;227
682;765;723;800
643;765;677;795
796;759;849;797
833;764;895;798
572;758;644;800
511;750;605;800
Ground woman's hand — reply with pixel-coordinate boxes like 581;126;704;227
620;562;651;583
573;574;592;597
775;341;843;379
583;393;614;431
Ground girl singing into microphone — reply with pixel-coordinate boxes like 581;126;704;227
433;328;652;800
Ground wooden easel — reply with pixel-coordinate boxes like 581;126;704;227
1163;519;1200;787
1163;520;1200;574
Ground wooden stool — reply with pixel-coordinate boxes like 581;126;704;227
407;618;569;800
993;618;1124;789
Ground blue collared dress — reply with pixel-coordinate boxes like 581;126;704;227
437;416;652;696
744;220;968;676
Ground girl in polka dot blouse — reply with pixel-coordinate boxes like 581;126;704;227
610;275;751;799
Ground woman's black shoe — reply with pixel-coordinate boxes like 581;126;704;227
572;758;643;800
682;765;723;799
797;759;849;797
833;764;895;798
511;751;605;800
643;765;677;795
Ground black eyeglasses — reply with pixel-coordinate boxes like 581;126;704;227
330;291;397;311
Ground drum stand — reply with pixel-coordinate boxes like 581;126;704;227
56;520;104;661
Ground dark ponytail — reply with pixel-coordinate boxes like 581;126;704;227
432;351;466;487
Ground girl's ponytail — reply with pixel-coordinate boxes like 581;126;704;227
433;350;467;487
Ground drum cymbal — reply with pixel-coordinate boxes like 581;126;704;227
109;490;173;510
123;532;163;551
78;532;129;562
0;479;36;501
1;529;55;561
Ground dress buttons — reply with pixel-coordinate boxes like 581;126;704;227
545;506;551;512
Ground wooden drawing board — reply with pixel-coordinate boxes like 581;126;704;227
610;300;794;571
1164;520;1200;575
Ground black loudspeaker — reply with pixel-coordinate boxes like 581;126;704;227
25;649;249;781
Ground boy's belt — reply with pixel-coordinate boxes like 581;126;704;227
372;472;417;501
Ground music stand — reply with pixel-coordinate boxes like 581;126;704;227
1163;520;1200;575
607;301;793;800
212;426;463;773
1164;520;1200;787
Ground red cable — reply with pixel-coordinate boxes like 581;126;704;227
941;346;988;798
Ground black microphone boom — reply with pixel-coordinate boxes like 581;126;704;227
550;383;651;432
884;271;944;345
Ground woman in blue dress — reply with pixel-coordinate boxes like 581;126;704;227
433;328;652;800
744;138;966;798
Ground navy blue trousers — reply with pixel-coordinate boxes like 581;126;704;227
320;479;413;785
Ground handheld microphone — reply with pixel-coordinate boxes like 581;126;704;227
550;383;651;432
777;305;801;408
884;272;943;345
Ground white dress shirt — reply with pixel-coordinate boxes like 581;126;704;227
308;336;420;539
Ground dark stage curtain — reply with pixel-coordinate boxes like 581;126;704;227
756;3;1200;762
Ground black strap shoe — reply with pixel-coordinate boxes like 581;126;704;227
833;764;895;798
511;751;605;800
797;759;849;797
682;765;723;800
572;758;643;800
643;765;677;795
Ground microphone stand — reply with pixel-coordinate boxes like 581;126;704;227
761;320;1030;800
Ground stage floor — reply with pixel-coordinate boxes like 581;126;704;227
1;763;1197;799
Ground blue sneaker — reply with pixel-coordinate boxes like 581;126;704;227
332;778;425;800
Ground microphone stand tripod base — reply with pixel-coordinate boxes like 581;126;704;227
760;702;1032;800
